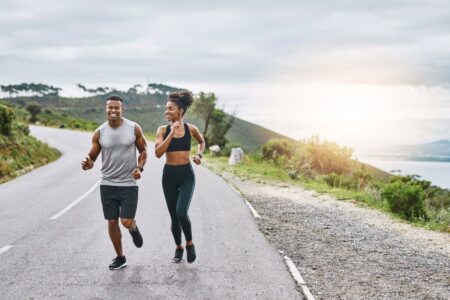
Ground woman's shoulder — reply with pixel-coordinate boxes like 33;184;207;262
157;125;169;135
187;123;198;130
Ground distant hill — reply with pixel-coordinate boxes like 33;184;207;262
359;140;450;162
1;85;288;152
396;140;450;161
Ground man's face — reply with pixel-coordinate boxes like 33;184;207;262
106;100;123;121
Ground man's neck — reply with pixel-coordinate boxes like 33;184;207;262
108;118;124;128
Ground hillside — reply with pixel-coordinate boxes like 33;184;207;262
396;140;450;161
0;103;60;183
1;87;287;152
358;140;450;162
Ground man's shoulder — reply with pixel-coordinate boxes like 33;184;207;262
122;118;140;128
97;121;108;131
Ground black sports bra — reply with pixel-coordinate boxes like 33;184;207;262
164;123;191;152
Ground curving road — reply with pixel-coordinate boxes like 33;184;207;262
0;126;301;299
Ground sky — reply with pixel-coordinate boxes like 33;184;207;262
1;0;450;150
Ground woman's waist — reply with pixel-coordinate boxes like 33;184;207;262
163;162;194;179
165;151;191;165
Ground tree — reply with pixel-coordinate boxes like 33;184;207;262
26;103;42;123
206;109;235;148
77;83;87;92
0;104;15;136
127;87;137;94
1;85;12;97
191;92;235;147
1;85;17;97
191;92;217;136
96;87;106;94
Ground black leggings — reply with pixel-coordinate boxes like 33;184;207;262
162;163;195;245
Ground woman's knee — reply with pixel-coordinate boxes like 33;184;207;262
176;210;189;221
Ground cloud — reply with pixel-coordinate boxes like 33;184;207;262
1;0;449;87
1;0;450;146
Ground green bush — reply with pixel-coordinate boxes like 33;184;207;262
261;136;353;178
352;170;373;190
261;138;297;162
25;102;42;123
0;104;15;136
324;173;358;190
13;122;30;135
285;136;353;177
381;178;428;221
426;188;450;211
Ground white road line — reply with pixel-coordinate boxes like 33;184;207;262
244;199;261;219
229;184;242;195
229;183;262;218
228;182;311;299
49;180;100;220
284;256;315;300
0;245;13;255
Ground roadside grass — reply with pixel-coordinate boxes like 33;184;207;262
203;153;450;233
0;127;61;184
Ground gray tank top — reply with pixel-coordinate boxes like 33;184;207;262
98;118;137;186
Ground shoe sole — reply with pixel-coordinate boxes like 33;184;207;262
172;259;184;263
109;263;127;270
133;242;143;248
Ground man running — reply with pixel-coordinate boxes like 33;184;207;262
81;94;147;270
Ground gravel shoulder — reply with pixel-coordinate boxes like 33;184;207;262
217;170;450;300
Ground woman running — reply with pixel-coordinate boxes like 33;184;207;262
155;91;205;263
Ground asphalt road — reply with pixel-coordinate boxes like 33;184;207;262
0;126;301;299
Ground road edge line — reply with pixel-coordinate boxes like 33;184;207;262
0;245;14;255
284;255;315;300
211;167;315;300
228;183;261;218
49;180;100;220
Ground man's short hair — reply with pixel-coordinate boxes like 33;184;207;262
106;94;123;102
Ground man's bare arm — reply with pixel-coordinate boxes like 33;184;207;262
135;124;148;169
81;130;101;170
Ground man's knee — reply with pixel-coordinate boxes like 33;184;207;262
108;219;120;229
108;219;119;225
121;218;134;229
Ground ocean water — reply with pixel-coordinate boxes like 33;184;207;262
361;159;450;189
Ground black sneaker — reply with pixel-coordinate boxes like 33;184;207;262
186;244;196;263
109;256;127;270
129;225;143;248
172;248;184;263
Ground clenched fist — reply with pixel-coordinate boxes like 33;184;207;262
81;156;94;170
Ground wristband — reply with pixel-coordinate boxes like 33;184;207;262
197;153;203;159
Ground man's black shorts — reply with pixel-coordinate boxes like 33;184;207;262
100;185;138;220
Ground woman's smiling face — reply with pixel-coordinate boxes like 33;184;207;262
165;101;182;121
